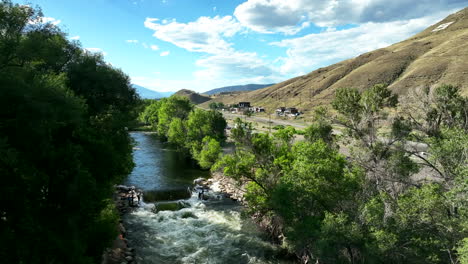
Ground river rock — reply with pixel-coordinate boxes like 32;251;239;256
193;178;206;185
116;185;131;191
125;256;133;262
120;223;126;235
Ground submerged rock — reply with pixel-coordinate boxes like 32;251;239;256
152;201;190;212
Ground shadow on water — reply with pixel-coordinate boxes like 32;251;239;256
125;132;209;192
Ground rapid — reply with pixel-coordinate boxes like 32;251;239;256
123;132;294;264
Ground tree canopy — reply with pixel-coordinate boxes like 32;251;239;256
214;84;468;263
0;1;139;263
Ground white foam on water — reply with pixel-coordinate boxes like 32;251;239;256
123;191;291;264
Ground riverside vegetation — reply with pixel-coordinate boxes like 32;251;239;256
212;84;468;263
138;95;227;169
0;1;139;263
138;83;468;263
1;1;467;263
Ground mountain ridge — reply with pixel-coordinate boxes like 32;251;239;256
202;7;468;113
133;84;174;99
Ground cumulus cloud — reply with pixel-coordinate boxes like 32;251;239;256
270;11;451;75
144;15;243;54
160;51;170;56
28;16;61;26
70;35;80;40
234;0;468;33
131;50;282;92
139;1;464;91
126;39;139;43
234;0;310;34
84;48;107;56
194;51;276;80
150;45;159;50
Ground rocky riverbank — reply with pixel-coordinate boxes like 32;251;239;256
207;172;288;252
206;172;247;203
101;185;142;264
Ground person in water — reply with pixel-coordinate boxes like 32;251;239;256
137;193;141;204
198;189;204;200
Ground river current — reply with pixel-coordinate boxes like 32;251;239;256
123;132;293;264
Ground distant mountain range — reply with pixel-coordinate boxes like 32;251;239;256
201;8;468;112
203;83;275;95
133;84;174;99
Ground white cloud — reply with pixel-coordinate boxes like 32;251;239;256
150;45;159;50
160;51;170;56
131;50;282;92
234;0;309;34
70;35;80;40
270;12;451;75
194;51;275;80
234;0;468;34
126;39;139;43
131;74;282;93
84;48;108;56
28;16;61;26
144;16;243;54
138;1;465;92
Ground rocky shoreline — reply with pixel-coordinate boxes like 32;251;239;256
101;186;142;264
101;173;288;264
207;172;247;204
207;172;288;249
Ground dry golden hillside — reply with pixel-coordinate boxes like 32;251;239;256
202;8;468;113
174;89;211;104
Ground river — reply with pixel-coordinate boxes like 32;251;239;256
123;132;294;264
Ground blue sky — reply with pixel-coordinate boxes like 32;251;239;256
17;0;468;92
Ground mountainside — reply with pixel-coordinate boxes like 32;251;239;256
205;8;468;113
203;83;275;95
174;89;211;104
133;84;174;99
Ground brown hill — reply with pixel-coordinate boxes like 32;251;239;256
174;89;211;104
203;8;468;113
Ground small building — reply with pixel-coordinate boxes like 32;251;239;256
276;107;286;115
230;107;240;113
255;107;265;112
285;107;298;114
239;102;251;108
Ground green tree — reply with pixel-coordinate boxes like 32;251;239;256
187;109;226;143
193;136;222;169
167;117;188;154
157;95;192;136
0;2;137;263
272;140;363;262
209;102;217;110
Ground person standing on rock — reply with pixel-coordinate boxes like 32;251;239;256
198;189;204;200
137;192;141;204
